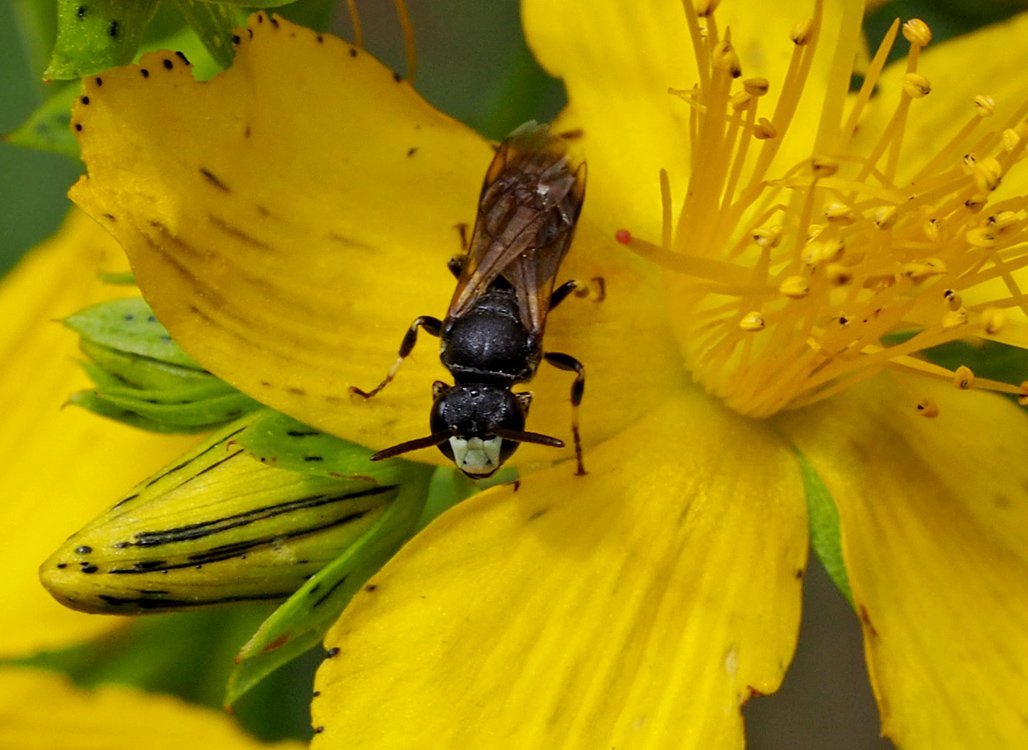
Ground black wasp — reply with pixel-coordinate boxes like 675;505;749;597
351;122;595;478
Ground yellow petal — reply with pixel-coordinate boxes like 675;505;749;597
313;387;807;747
0;667;304;750
0;210;196;657
523;0;861;239
69;14;677;470
777;373;1028;747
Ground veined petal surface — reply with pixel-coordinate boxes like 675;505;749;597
313;388;807;748
778;373;1028;747
70;13;677;469
0;211;196;656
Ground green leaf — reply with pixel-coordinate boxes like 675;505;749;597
796;449;852;603
4;82;80;156
226;470;431;706
65;297;204;369
173;0;244;69
40;412;402;613
45;0;161;80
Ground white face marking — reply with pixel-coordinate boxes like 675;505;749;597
449;436;503;476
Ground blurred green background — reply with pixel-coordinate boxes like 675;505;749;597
2;1;1024;747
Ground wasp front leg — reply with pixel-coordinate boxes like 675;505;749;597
542;351;586;475
350;315;442;399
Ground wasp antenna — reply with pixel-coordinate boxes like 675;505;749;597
370;432;452;461
490;426;564;448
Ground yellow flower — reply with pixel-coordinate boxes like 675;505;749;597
64;1;1027;747
0;666;303;749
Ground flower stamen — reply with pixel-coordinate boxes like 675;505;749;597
621;8;1028;417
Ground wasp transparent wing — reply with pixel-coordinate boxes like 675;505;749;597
448;123;586;333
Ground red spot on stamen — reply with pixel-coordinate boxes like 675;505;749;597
615;229;632;245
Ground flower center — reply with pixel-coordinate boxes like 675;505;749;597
616;1;1028;417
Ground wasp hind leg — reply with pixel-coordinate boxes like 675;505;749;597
549;276;606;309
542;351;586;476
350;315;442;399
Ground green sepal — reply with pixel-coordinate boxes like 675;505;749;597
173;0;244;69
226;468;432;706
67;389;206;434
796;449;853;603
79;381;260;428
237;410;413;484
66;297;204;369
46;0;161;80
5;83;81;157
40;412;402;614
98;270;136;285
79;339;211;390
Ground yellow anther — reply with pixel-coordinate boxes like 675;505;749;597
902;73;932;98
923;218;945;243
964;195;987;212
739;311;766;331
694;0;720;17
902;257;947;280
972;157;1003;192
989;211;1020;231
953;365;975;390
754;117;777;140
731;90;753;110
752;225;782;249
965;226;997;248
1002;128;1021;152
806;223;826;242
943;288;962;310
981;307;1006;335
916;398;940;418
873;205;898;230
811;156;839;178
942;307;968;329
902;18;932;47
973;95;995;117
1018;382;1028;407
802;238;845;267
743;77;769;96
714;39;742;78
791;18;813;45
778;275;809;298
824;201;855;224
826;263;853;286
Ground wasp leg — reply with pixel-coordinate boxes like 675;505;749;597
542;351;586;475
549;276;606;309
350;316;443;399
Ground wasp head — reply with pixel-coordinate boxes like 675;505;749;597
430;382;530;477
